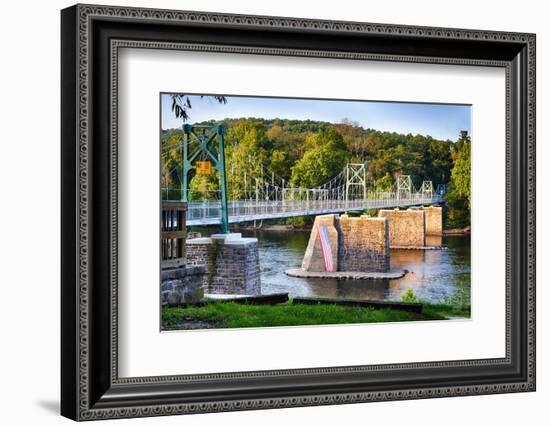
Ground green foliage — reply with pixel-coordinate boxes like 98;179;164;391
160;129;184;190
269;149;291;179
162;118;469;227
444;182;470;228
166;117;456;192
450;134;471;207
290;128;349;188
284;216;314;228
188;174;218;200
443;279;471;311
224;119;270;198
401;288;418;303
445;131;471;228
374;173;394;192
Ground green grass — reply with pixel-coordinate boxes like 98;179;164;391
421;303;470;319
162;301;470;330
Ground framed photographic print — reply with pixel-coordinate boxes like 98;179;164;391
61;4;536;421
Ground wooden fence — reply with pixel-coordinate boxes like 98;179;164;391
161;201;187;269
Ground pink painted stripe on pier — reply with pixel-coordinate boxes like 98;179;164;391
318;224;334;272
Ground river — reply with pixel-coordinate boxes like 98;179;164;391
246;229;470;304
195;227;471;304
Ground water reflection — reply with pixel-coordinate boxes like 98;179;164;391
297;278;389;300
426;235;443;247
386;241;466;302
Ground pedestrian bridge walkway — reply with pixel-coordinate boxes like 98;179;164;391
163;163;445;226
185;193;443;226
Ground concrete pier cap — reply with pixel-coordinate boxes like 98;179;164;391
188;232;258;246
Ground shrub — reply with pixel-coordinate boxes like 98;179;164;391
401;288;418;303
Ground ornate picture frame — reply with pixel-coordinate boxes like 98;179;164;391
61;4;535;420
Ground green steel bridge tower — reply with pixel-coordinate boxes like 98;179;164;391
181;123;229;234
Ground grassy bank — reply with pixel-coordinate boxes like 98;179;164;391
162;301;470;330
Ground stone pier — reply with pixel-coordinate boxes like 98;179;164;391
423;206;443;236
301;214;339;272
338;215;390;272
161;266;207;305
302;214;390;273
186;233;261;295
378;208;426;248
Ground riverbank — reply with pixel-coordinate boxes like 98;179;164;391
443;226;471;235
161;301;470;330
232;223;471;234
232;223;309;232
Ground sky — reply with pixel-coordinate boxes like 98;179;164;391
161;94;471;141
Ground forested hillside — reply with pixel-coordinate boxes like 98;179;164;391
161;118;471;227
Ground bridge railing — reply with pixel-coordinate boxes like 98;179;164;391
186;199;364;222
184;193;443;225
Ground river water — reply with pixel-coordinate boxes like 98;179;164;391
192;228;470;304
241;229;471;304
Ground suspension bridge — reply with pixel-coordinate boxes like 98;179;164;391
161;124;446;227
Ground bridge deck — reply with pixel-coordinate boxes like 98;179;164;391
185;197;443;226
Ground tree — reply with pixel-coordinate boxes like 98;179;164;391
444;182;470;227
160;129;184;191
335;119;368;161
224;120;270;199
269;150;291;180
161;116;464;222
188;173;219;201
445;131;471;227
290;128;349;188
374;173;394;192
170;94;227;122
451;140;471;207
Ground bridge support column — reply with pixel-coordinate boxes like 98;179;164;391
423;206;443;236
302;214;390;273
338;214;390;272
378;208;426;248
186;233;261;295
302;215;339;272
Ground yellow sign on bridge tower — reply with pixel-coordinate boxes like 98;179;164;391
195;161;212;175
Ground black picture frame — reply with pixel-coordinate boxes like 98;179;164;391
61;4;536;421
